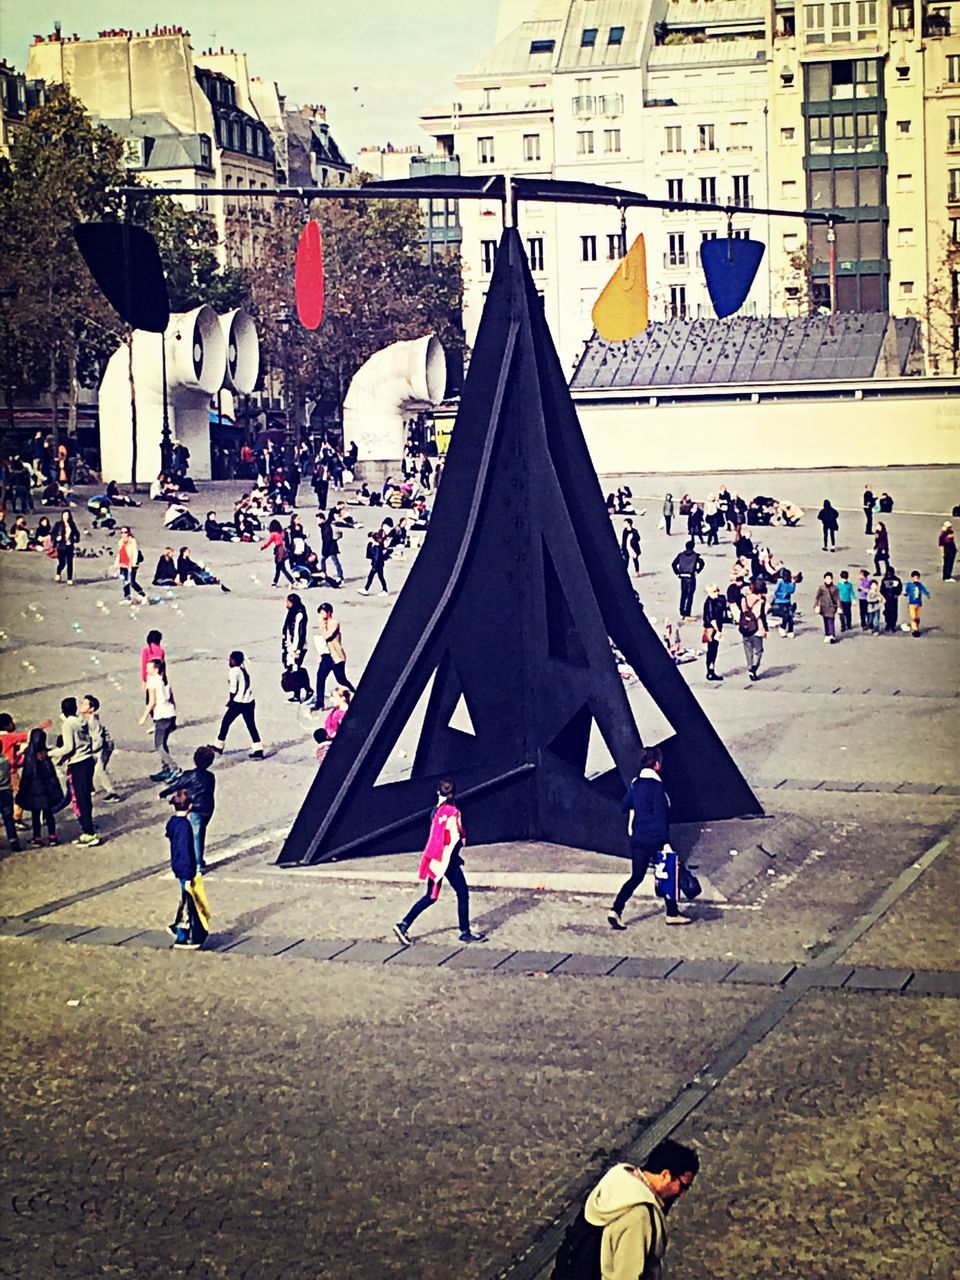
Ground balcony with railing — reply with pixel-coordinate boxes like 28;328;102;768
730;194;755;208
663;252;689;267
598;93;624;116
572;95;596;118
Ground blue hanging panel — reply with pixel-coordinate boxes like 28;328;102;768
700;236;765;319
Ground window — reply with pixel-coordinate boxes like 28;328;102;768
892;3;912;27
664;125;682;153
701;230;718;241
603;128;621;154
482;87;499;109
699;175;717;203
581;28;598;46
949;55;960;83
900;281;914;296
608;25;625;44
527;237;544;271
607;232;625;260
834;114;856;153
667;232;686;265
733;174;751;207
667;178;684;202
669;285;687;318
697;123;715;151
576;130;595;155
805;3;825;40
949;116;960;148
481;240;497;273
781;126;796;143
897;119;911;136
523;133;541;161
950;169;960;201
897;226;915;246
896;173;912;192
783;232;800;251
730;121;749;150
854;59;878;94
478;136;495;164
581;235;597;261
856;112;879;150
831;2;851;39
782;179;798;197
530;38;555;53
809;115;832;154
857;0;877;31
858;168;881;203
199;135;212;167
952;217;960;244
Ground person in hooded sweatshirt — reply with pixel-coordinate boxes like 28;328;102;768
552;1139;699;1280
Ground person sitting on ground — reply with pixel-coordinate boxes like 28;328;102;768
152;547;180;586
205;511;236;541
105;480;140;508
164;502;201;532
177;547;228;591
12;516;30;550
150;473;181;503
332;501;358;528
41;478;71;507
87;493;116;529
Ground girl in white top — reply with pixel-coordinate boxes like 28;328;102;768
139;658;180;780
213;650;263;759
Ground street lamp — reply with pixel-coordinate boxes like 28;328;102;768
273;303;296;472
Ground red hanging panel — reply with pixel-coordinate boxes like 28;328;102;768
295;219;325;330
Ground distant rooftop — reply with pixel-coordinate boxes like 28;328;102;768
570;315;922;389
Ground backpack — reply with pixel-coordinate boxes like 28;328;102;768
738;607;759;636
550;1209;603;1280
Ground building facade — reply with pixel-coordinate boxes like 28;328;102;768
420;0;959;373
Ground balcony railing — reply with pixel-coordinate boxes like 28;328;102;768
663;252;689;267
572;95;596;118
598;93;624;116
731;194;755;208
727;144;754;152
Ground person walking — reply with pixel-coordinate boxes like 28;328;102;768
817;499;839;552
686;502;705;544
880;564;903;633
704;494;721;546
139;659;180;782
873;522;890;576
165;790;210;950
262;519;295;587
661;493;674;536
51;697;99;845
80;694;120;801
813;571;841;643
393;779;486;945
0;746;21;851
904;570;930;636
836;570;855;633
52;510;80;585
318;511;344;583
359;529;389;595
160;744;217;873
281;593;312;703
213;651;264;759
938;522;956;581
856;568;872;630
310;602;356;709
551;1140;699;1280
620;518;641;577
17;728;64;847
862;483;875;535
608;746;687;927
772;567;798;637
671;540;705;620
702;583;726;681
738;580;767;679
115;526;146;601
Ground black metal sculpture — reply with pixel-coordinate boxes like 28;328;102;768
278;227;761;866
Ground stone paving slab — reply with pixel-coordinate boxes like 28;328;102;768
386;943;464;968
118;929;174;950
223;934;305;957
791;964;856;988
64;924;147;946
443;946;516;971
25;922;99;943
724;961;797;986
843;965;914;992
667;958;738;984
897;781;942;794
554;953;625;977
283;938;354;961
778;778;824;790
330;940;406;964
907;970;960;996
610;956;682;979
497;950;571;974
0;918;45;937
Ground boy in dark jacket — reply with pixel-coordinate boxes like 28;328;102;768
160;745;216;872
166;790;208;949
608;746;688;928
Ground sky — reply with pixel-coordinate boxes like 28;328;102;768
0;0;498;158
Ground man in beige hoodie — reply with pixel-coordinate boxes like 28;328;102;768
554;1139;698;1279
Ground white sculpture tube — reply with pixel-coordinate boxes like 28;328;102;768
342;333;446;464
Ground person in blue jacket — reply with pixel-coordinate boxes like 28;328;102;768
166;790;208;949
608;746;688;928
904;570;931;636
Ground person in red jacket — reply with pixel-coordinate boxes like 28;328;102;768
393;779;486;945
261;519;294;586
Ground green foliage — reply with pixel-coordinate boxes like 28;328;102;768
250;176;464;418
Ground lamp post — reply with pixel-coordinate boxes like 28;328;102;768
274;304;295;472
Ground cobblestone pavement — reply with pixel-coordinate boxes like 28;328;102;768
1;466;958;1278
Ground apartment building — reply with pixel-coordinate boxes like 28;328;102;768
421;0;959;373
0;60;48;159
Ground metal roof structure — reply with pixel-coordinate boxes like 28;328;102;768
569;314;921;389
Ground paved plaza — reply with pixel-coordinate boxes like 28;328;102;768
1;464;958;1278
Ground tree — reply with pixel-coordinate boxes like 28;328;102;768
250;177;463;436
922;235;960;375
